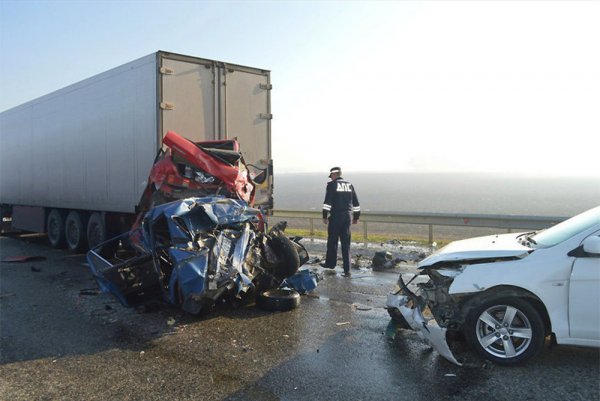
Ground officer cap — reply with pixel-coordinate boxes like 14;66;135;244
329;167;341;177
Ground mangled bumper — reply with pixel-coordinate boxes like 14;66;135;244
386;293;461;366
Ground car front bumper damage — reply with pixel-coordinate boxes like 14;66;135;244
387;292;462;366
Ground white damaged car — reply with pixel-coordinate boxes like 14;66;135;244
387;206;600;366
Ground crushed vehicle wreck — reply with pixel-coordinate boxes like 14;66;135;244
87;131;313;315
387;206;600;366
134;130;265;226
88;196;310;314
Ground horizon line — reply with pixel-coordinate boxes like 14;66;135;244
275;170;599;178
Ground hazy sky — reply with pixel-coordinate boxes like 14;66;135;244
1;1;598;177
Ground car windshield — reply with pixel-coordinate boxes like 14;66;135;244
532;206;600;247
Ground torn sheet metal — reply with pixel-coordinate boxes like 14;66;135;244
282;269;320;294
387;292;462;366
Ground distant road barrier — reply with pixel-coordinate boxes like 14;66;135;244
271;210;567;244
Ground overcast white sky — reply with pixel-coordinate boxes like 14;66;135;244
1;1;598;177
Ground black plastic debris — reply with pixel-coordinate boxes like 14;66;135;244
372;251;406;270
372;251;393;267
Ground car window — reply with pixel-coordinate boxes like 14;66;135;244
532;206;600;247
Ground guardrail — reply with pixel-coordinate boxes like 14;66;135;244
271;210;567;244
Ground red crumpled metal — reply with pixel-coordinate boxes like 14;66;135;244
163;131;254;203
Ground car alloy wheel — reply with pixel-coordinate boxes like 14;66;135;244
465;297;545;365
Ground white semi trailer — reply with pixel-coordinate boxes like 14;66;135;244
0;51;273;250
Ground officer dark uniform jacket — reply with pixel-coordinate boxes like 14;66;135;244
322;167;360;274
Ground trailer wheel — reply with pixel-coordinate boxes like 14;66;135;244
47;209;66;248
87;212;107;250
65;211;87;252
88;213;119;256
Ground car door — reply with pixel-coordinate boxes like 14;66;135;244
87;232;164;307
568;232;600;340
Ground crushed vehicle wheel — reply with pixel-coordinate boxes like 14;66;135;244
65;211;88;252
47;209;66;248
256;288;300;312
464;297;545;365
269;234;301;279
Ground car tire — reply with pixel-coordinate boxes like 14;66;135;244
269;234;301;279
47;209;66;248
464;297;545;365
256;288;300;311
65;211;88;252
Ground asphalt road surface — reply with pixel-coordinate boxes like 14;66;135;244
1;233;599;401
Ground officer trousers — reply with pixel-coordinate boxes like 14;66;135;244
325;211;352;272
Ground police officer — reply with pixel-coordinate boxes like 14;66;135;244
321;167;360;277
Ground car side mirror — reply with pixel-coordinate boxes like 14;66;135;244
582;235;600;256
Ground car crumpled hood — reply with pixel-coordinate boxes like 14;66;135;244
418;232;532;269
139;196;261;250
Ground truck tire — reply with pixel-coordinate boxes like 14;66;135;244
47;209;66;248
87;212;107;250
65;211;87;252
